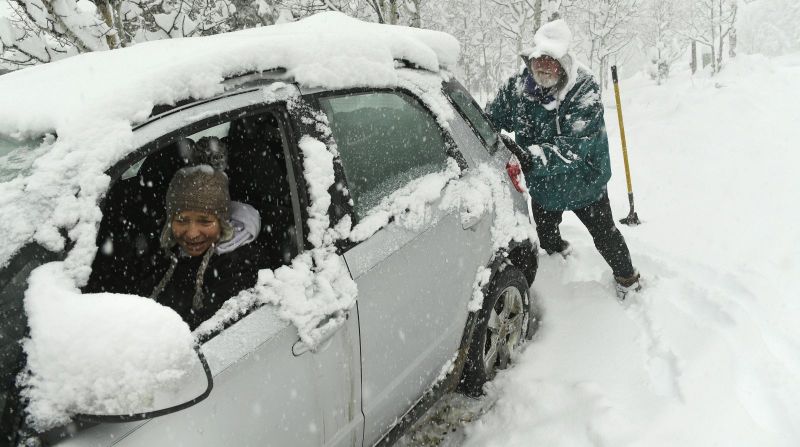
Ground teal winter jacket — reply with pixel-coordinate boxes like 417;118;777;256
487;67;612;211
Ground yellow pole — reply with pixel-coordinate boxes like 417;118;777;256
611;65;640;225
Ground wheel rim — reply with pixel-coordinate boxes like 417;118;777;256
483;285;526;376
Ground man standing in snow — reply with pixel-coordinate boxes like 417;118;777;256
487;19;641;299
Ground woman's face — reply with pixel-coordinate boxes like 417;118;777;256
171;210;222;257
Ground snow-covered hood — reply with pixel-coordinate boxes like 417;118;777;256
521;19;579;103
0;12;460;271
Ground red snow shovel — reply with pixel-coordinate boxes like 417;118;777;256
611;65;641;226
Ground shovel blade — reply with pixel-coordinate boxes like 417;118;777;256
619;211;641;226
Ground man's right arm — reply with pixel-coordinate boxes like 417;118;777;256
486;76;517;133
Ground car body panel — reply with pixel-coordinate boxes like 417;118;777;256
57;305;362;447
343;104;497;445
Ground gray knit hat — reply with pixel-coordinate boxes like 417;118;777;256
160;165;234;250
166;166;231;221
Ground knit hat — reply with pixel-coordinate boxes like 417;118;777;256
165;166;231;221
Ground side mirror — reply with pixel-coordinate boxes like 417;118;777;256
75;346;212;424
23;264;213;430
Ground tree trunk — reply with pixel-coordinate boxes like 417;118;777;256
534;0;542;31
729;28;737;58
710;2;717;74
390;0;399;25
691;40;697;74
408;0;421;27
95;0;119;49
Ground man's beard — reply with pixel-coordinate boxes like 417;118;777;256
533;70;560;89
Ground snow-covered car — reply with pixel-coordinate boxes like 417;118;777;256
0;12;539;447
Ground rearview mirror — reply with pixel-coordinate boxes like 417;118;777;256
22;264;213;430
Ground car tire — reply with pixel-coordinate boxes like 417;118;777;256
460;266;537;396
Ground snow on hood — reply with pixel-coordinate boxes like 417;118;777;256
522;19;579;103
0;11;459;271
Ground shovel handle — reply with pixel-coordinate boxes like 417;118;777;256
611;65;633;195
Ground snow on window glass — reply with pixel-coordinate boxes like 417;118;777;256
319;91;450;219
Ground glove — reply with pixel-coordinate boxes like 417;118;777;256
499;134;535;172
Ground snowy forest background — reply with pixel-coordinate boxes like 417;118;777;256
1;0;798;102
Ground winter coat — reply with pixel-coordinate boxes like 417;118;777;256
143;201;262;329
487;66;612;211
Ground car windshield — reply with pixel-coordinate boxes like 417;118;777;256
0;134;51;183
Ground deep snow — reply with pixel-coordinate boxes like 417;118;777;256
455;53;800;446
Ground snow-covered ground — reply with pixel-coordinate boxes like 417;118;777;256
405;52;800;446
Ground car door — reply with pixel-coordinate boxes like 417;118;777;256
314;89;494;445
49;90;363;447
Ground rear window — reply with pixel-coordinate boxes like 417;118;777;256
319;91;449;219
444;80;499;154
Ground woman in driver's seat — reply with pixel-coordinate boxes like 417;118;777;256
148;142;261;329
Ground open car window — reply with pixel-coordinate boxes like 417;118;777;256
84;109;299;332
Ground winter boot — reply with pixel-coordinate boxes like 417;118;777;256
615;272;641;300
544;240;572;258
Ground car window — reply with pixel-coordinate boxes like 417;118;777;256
318;91;449;219
84;110;299;331
445;80;499;154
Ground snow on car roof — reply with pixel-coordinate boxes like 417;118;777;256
0;12;458;138
0;12;459;269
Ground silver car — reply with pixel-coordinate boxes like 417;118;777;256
0;20;539;447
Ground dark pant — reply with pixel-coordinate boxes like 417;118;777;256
531;192;635;279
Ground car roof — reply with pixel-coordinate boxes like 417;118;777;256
0;12;459;269
0;12;458;139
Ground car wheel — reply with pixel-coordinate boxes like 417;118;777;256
460;267;535;396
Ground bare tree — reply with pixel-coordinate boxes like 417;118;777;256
488;0;537;67
562;0;640;89
1;0;278;69
1;0;112;67
680;0;737;74
638;0;688;84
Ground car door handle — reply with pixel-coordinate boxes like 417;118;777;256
462;213;484;230
292;337;335;356
292;310;350;356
